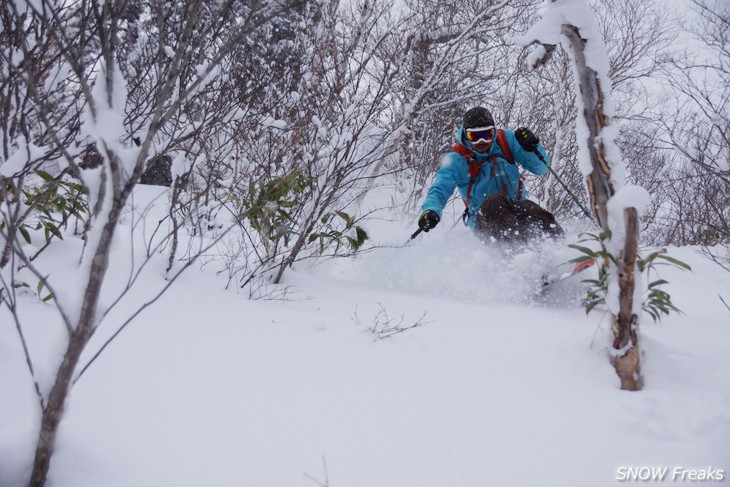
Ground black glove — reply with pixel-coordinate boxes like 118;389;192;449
418;210;440;232
515;127;540;152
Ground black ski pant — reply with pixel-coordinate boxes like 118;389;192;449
474;193;564;243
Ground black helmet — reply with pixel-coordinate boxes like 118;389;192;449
463;106;494;129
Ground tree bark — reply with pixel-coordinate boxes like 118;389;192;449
29;202;121;487
611;207;641;390
560;24;642;390
561;24;614;229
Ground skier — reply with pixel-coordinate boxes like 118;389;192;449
417;106;563;243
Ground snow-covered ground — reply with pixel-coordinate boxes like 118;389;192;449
1;186;729;487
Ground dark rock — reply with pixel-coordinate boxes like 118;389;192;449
141;155;172;186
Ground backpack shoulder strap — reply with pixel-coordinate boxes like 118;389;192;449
495;129;525;199
451;143;481;177
451;142;474;160
495;129;514;165
450;143;482;216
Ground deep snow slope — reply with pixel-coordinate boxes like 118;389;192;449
1;187;729;487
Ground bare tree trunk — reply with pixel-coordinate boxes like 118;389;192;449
611;207;641;391
560;25;614;229
29;203;120;486
1;1;301;484
556;23;642;390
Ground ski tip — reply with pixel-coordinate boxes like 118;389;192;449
572;259;596;275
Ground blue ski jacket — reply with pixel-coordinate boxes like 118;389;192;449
421;127;550;228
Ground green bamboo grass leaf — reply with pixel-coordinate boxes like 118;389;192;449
36;170;55;182
655;254;692;271
19;225;32;244
567;244;597;257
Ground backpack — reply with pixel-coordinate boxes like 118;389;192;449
450;129;524;219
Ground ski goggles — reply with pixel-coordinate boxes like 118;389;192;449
465;126;496;144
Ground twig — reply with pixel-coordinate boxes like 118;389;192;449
720;295;730;314
353;303;431;340
304;456;330;487
0;271;46;410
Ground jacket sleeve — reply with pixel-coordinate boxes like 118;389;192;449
505;130;550;175
420;153;461;217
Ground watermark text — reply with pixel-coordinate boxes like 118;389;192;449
616;466;725;482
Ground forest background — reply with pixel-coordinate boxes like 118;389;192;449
1;0;728;486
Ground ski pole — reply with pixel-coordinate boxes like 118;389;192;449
534;150;594;220
410;228;423;239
